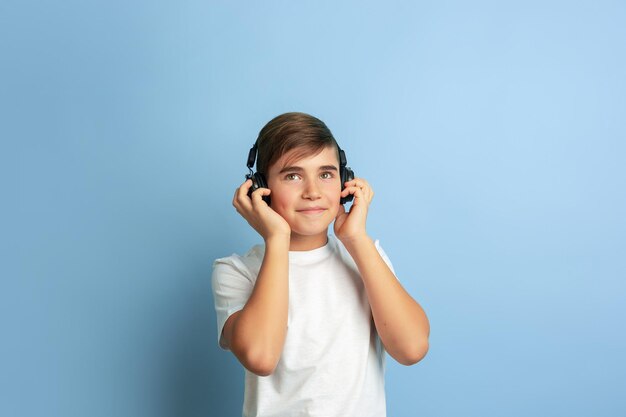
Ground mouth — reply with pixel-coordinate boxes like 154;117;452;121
296;207;327;215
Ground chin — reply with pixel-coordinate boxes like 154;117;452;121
289;220;333;239
291;226;329;237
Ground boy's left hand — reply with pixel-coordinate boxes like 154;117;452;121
334;178;373;244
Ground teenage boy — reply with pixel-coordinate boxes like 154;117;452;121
212;112;430;417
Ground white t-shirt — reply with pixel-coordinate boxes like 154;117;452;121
212;235;396;417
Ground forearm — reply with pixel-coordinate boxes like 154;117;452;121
231;236;290;374
343;236;430;365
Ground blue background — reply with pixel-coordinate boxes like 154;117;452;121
2;1;625;416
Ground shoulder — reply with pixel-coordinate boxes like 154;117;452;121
331;235;396;275
330;234;388;257
212;244;265;282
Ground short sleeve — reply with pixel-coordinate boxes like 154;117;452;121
211;256;255;349
374;240;397;276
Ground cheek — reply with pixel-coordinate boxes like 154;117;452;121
324;182;342;201
327;204;340;219
268;191;292;213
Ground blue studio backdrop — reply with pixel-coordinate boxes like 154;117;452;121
2;1;625;416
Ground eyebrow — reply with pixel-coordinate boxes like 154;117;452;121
278;165;339;174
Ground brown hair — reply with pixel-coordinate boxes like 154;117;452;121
256;112;339;177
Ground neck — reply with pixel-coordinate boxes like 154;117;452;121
288;233;329;251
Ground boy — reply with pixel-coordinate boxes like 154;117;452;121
212;112;430;417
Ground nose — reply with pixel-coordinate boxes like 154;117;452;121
302;179;321;200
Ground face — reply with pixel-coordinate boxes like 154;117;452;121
266;146;342;251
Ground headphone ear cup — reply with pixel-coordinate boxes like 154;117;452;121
246;172;271;205
340;167;355;205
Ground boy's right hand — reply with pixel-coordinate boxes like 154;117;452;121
232;179;291;241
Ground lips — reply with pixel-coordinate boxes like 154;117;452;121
296;207;326;214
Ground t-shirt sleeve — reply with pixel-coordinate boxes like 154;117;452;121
374;240;397;276
211;256;255;349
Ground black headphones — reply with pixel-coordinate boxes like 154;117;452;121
246;141;355;205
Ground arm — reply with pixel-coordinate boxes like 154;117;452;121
224;180;291;376
335;178;430;366
223;236;289;376
342;237;430;365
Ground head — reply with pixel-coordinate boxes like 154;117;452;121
256;112;343;250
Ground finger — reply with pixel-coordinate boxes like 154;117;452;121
235;179;253;204
361;185;372;203
341;185;355;198
237;179;253;197
352;179;373;204
344;178;370;187
235;179;254;211
353;187;365;203
354;178;369;188
341;186;365;203
234;196;251;214
344;179;357;188
344;179;372;198
250;187;271;208
233;185;243;208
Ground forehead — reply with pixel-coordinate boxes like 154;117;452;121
269;145;339;172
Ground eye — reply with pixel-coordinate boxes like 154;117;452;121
320;172;334;180
285;173;301;181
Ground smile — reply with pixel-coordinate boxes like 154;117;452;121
296;208;327;215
